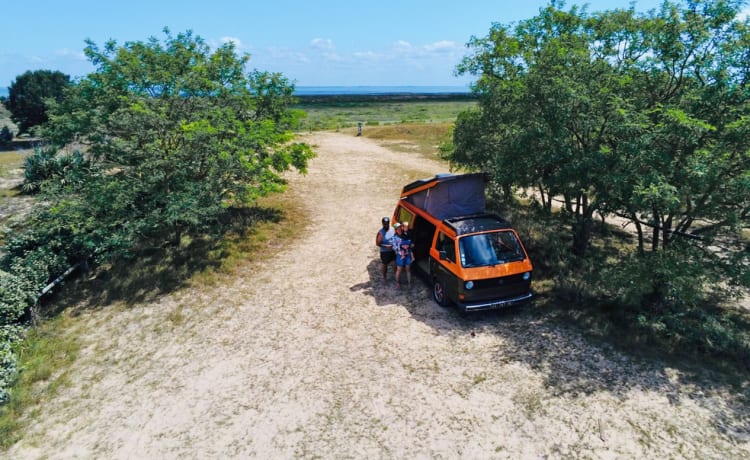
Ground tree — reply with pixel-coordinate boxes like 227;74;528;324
449;0;749;255
0;126;12;145
447;0;750;305
448;2;637;255
6;70;70;134
9;28;315;265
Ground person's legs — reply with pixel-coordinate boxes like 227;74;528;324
395;255;404;287
380;252;394;281
405;255;412;287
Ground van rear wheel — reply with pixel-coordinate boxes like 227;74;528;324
433;279;450;307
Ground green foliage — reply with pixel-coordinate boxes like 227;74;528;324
0;127;12;145
449;0;750;257
21;148;91;194
6;70;70;134
472;0;750;360
449;0;750;312
500;200;750;368
0;272;30;326
0;325;24;404
39;28;314;260
0;28;315;409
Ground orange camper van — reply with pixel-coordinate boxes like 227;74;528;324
393;173;533;313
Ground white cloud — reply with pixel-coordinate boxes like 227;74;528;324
220;36;247;50
267;46;310;64
242;38;472;86
310;38;335;50
393;40;413;51
322;52;343;62
738;6;750;20
353;50;379;60
54;48;86;60
424;40;458;53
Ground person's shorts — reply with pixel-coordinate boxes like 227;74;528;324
380;251;396;264
396;253;412;267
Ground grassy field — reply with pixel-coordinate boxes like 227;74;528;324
294;94;475;131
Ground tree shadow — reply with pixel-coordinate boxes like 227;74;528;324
44;205;284;314
351;256;749;444
487;308;749;443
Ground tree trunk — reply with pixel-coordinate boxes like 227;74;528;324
662;214;673;247
572;215;593;256
634;217;644;255
537;183;547;212
651;207;660;252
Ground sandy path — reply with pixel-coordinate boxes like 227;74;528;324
6;132;749;458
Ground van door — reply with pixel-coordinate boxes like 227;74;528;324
411;215;436;275
430;231;460;305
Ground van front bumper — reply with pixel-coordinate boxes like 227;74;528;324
457;291;533;312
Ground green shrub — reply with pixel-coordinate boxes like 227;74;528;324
0;127;12;145
22;148;90;194
21;148;57;193
0;271;31;325
0;325;24;404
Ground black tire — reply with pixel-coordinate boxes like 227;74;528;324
433;278;450;307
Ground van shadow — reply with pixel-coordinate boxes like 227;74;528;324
350;258;750;443
351;258;529;333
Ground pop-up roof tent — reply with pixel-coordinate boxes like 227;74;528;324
400;173;487;220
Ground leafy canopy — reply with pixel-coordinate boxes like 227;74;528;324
40;28;315;259
6;70;70;134
446;0;750;306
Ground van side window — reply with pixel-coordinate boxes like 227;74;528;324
396;207;414;226
437;232;456;263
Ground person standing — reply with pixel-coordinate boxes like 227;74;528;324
375;217;395;281
393;222;413;288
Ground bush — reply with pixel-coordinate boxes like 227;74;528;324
0;325;24;404
22;148;90;194
0;271;31;325
22;148;57;193
0;127;12;146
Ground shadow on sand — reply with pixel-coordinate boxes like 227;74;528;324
351;257;750;443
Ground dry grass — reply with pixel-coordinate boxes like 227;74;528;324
339;122;455;161
0;188;310;448
0;314;80;448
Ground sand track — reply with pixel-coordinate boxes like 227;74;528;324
6;132;748;459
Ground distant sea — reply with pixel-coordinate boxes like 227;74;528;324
0;85;472;98
293;85;471;95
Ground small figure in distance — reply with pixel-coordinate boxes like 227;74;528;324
376;216;395;281
393;221;413;288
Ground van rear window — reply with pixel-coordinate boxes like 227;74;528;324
459;231;525;267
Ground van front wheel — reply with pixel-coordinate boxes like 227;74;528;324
433;279;450;307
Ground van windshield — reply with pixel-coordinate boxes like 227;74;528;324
459;231;525;268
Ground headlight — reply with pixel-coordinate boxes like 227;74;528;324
522;272;531;281
465;281;474;290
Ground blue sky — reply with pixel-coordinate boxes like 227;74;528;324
2;0;743;89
